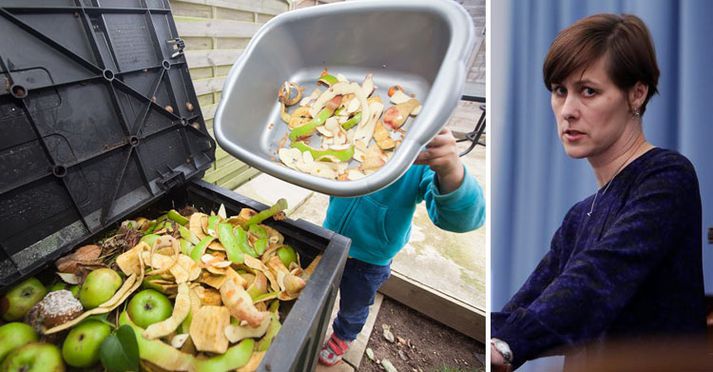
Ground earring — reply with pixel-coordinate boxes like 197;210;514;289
633;108;641;118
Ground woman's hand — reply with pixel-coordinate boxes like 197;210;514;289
414;128;465;193
491;344;513;372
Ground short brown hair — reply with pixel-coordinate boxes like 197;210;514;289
543;13;659;115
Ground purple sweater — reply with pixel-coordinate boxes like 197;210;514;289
492;148;705;369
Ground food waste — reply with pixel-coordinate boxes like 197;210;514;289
0;199;320;371
277;69;422;180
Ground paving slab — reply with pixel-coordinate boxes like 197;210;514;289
233;172;313;216
449;100;485;139
391;143;486;311
312;293;383;371
315;361;355;372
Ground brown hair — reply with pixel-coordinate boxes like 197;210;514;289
543;13;659;115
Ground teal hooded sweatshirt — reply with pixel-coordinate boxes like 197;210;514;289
323;164;485;266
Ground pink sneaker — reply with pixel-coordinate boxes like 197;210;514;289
318;333;350;366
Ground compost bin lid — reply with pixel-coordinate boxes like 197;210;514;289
0;0;215;284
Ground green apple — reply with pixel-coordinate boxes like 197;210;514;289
1;342;64;372
61;320;111;368
277;245;298;267
127;289;173;329
69;285;80;298
79;268;122;309
0;322;38;362
49;282;67;292
0;277;47;321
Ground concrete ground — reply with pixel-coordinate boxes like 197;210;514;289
234;101;486;370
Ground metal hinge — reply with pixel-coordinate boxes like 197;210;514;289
166;38;185;59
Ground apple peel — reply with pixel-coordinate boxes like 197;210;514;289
190;305;231;354
143;282;191;339
224;312;271;343
46;249;145;334
220;277;265;327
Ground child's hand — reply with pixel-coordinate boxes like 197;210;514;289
414;128;465;193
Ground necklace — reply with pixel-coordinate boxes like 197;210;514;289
586;142;646;217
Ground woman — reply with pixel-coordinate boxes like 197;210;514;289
491;14;705;370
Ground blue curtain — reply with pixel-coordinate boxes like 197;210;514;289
492;0;713;370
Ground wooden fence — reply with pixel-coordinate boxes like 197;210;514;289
170;0;290;189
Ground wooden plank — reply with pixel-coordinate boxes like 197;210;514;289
217;167;261;190
185;49;242;69
174;0;288;16
316;363;354;372
323;293;383;370
183;36;213;50
192;76;226;96
215;148;242;168
170;1;213;18
214;7;254;22
187;66;214;79
378;270;485;342
201;103;218;120
203;158;249;182
197;93;214;108
215;65;233;77
175;18;263;38
256;13;275;23
215;37;251;49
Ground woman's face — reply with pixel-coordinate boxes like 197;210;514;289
550;56;636;160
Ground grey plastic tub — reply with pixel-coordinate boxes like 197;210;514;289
214;0;475;196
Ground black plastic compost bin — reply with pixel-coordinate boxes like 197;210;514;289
0;1;349;371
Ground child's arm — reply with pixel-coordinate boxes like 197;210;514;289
414;128;465;193
415;128;485;232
